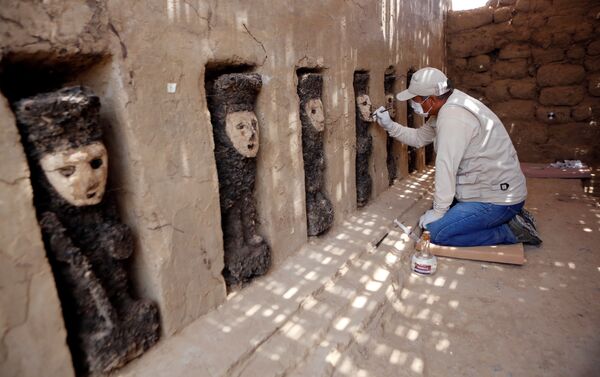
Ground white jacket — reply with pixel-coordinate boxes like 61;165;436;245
385;89;527;213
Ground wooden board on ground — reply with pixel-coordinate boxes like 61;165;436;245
430;242;526;265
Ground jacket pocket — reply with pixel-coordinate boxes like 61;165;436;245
456;185;481;199
457;173;478;184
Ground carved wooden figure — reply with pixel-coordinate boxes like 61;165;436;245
14;86;159;375
384;72;397;186
297;73;334;236
207;73;271;287
353;72;373;207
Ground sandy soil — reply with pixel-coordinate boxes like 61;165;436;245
335;178;600;377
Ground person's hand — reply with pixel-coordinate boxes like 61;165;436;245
373;106;394;130
419;209;444;229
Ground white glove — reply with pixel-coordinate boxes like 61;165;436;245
373;106;394;130
419;209;445;229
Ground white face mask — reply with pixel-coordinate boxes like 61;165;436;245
225;111;260;158
39;142;108;206
410;97;431;117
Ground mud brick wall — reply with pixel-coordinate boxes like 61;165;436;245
1;1;449;376
447;0;600;163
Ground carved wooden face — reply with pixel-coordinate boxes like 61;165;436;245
385;94;396;118
304;98;325;132
356;94;372;122
225;111;259;157
39;142;108;206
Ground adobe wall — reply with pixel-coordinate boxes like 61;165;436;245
0;0;448;375
446;0;600;163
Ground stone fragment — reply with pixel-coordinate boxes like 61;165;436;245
494;7;512;23
509;80;537;99
468;55;491;72
536;106;572;124
537;64;585;87
584;56;600;72
499;43;531;59
498;0;516;5
447;7;494;33
539;86;585;106
588;40;600;56
490;100;536;120
588;73;600;96
532;48;564;65
566;46;585;60
485;79;511;102
493;59;529;79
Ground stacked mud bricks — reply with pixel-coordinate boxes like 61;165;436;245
446;0;600;163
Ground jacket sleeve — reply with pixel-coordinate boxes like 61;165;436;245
385;119;436;148
433;108;478;212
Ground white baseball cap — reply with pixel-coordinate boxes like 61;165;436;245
396;67;450;101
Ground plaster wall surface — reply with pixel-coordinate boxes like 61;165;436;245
0;97;75;377
0;0;448;374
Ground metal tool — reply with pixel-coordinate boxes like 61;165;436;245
393;219;420;242
371;218;420;250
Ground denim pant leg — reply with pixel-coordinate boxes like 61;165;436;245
426;201;524;247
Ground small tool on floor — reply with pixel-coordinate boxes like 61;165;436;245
371;219;419;249
393;219;420;242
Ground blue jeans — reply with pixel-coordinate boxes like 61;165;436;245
426;201;524;246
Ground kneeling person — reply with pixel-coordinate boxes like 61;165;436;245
374;67;541;247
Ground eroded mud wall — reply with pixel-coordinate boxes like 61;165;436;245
447;0;600;163
0;0;448;375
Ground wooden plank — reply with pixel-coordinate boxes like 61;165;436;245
429;242;526;265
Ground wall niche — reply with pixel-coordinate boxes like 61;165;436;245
296;69;334;236
205;64;271;289
2;55;160;376
406;67;418;174
384;67;398;186
353;71;373;208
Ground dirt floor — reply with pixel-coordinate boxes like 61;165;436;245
111;174;599;377
336;178;600;377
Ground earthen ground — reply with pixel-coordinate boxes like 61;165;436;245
112;173;600;377
335;178;600;377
